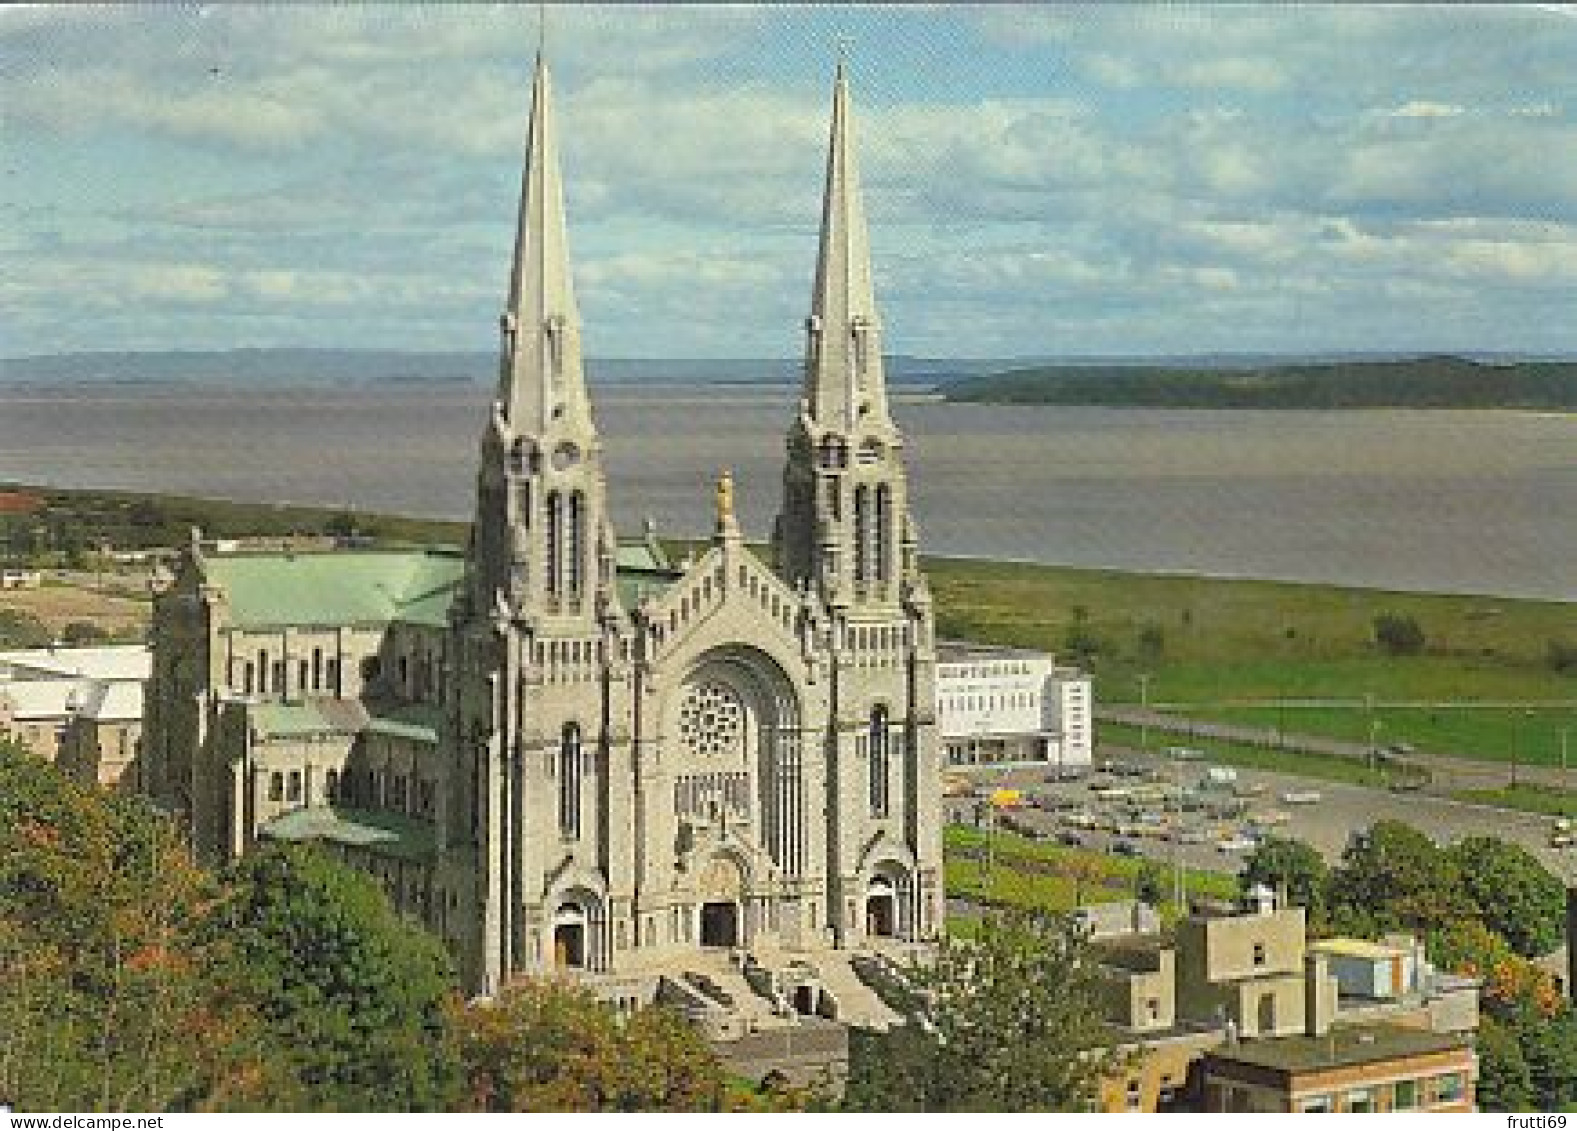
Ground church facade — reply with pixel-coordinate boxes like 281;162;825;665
143;56;942;1013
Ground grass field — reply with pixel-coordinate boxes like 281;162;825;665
943;824;1237;921
1175;702;1577;768
1451;784;1577;820
927;555;1574;765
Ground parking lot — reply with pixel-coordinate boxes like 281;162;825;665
947;744;1577;881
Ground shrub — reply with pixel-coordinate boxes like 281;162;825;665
1373;612;1426;656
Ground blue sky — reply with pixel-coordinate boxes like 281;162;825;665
4;4;1576;359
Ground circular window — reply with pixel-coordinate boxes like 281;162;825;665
678;681;746;761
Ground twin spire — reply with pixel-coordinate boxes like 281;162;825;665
498;50;889;442
499;54;591;438
805;58;892;435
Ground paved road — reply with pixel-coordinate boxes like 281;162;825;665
950;744;1577;884
1100;706;1576;792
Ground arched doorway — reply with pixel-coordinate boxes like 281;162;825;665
553;902;587;969
697;854;746;949
866;876;897;938
865;863;913;941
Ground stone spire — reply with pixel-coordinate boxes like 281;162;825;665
469;51;615;628
802;57;893;435
498;52;593;437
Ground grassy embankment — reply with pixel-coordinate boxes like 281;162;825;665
928;556;1576;767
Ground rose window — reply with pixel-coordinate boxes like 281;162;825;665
678;682;745;761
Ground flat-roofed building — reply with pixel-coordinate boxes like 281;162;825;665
936;641;1091;769
1200;1025;1475;1113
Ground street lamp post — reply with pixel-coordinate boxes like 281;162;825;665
1139;673;1153;764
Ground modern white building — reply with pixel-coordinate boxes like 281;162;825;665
935;641;1093;770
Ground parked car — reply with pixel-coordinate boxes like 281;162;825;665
1111;840;1143;858
1280;789;1323;805
1217;834;1257;853
1057;831;1085;848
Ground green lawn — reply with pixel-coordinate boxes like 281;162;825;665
943;824;1237;920
1174;702;1577;768
926;554;1574;769
1451;784;1577;820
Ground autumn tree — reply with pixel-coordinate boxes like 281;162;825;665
0;740;294;1111
844;911;1122;1112
220;844;461;1111
450;978;727;1111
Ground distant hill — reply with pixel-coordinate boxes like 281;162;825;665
945;355;1577;410
0;349;1007;389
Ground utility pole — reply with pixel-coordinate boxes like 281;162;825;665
1511;711;1523;789
1365;692;1378;774
1562;727;1570;792
1139;673;1153;764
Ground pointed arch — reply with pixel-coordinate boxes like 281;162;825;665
853;484;872;583
558;721;582;838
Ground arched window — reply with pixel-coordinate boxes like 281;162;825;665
546;490;563;597
853;485;871;583
559;723;582;838
311;647;323;690
325;768;339;804
243;662;255;694
875;484;892;583
567;491;585;597
869;705;891;818
268;771;283;802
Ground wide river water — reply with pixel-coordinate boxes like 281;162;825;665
1;383;1572;601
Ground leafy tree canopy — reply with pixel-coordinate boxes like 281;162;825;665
450;978;728;1112
1241;836;1329;923
1445;836;1565;958
1327;820;1477;937
844;911;1122;1112
221;844;461;1111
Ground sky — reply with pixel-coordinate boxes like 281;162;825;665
4;4;1576;361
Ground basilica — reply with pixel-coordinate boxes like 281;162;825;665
143;54;942;1024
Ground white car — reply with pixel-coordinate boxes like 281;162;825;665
1281;790;1323;805
1217;835;1258;853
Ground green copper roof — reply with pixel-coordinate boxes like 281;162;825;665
204;539;684;630
251;699;363;739
366;702;442;744
259;805;435;862
205;548;465;629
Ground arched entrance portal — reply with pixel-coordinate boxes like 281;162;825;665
865;877;897;938
697;854;746;949
553;902;588;969
865;863;914;942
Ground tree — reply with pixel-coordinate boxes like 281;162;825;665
1241;836;1329;924
1133;861;1166;908
1476;1017;1536;1112
1136;623;1165;661
843;911;1123;1112
0;740;295;1111
451;978;727;1111
1326;820;1476;937
221;844;461;1111
1446;836;1565;958
1373;612;1425;656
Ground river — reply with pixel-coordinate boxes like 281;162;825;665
1;382;1571;600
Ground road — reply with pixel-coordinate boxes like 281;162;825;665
1100;705;1576;792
